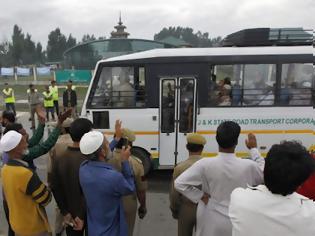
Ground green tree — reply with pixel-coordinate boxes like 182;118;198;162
22;33;36;64
81;34;96;43
11;24;25;64
35;42;45;63
66;34;77;49
0;40;12;67
47;28;67;61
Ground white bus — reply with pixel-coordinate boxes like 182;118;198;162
81;45;315;173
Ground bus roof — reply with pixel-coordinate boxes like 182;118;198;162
102;46;314;63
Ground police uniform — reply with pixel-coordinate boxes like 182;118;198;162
3;87;16;115
170;133;206;236
43;89;55;121
49;83;59;116
108;128;147;236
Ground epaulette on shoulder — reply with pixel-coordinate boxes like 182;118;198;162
131;155;142;164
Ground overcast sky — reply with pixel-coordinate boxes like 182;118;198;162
0;0;314;47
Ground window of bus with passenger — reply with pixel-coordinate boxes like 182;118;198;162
89;66;146;108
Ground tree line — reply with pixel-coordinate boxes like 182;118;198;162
0;25;106;67
0;25;222;67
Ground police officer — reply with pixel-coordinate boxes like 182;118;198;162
49;80;59;116
108;128;147;236
27;84;40;129
3;83;16;116
43;85;55;121
170;133;206;236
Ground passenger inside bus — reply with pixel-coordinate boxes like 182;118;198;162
289;81;312;105
180;80;194;132
162;81;175;132
112;69;135;107
231;81;242;106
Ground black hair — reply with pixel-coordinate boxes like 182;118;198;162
69;118;93;142
224;77;231;85
29;84;34;88
4;82;8;85
2;110;16;123
68;80;73;83
86;146;103;161
116;138;132;149
216;121;240;149
186;143;204;153
4;123;23;134
264;141;315;196
64;127;70;134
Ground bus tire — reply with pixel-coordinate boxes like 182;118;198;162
131;147;152;175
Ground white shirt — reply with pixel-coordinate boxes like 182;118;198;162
174;148;264;236
229;185;315;236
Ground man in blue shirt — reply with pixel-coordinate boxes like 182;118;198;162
79;130;135;236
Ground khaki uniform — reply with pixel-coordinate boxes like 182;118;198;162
170;155;202;236
108;149;147;236
48;133;72;234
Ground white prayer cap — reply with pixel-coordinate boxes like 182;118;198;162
80;131;104;155
0;130;22;152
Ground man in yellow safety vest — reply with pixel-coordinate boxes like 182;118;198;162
49;80;59;116
43;85;55;121
3;83;16;116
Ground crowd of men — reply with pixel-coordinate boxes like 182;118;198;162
0;89;315;235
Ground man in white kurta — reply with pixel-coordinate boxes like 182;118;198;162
175;121;264;236
229;141;315;236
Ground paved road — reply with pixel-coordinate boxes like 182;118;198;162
0;112;177;236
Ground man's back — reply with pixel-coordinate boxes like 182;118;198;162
2;160;51;235
200;154;263;204
175;152;264;236
51;146;87;218
79;160;134;235
229;185;315;236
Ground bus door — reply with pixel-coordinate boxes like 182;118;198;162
159;77;197;167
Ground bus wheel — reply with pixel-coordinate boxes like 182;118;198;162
131;147;152;175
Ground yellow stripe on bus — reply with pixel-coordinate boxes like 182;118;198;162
198;129;314;135
105;129;314;136
150;152;268;159
104;131;160;135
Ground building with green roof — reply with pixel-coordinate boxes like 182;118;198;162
63;17;176;69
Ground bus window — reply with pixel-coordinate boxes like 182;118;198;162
209;65;243;106
90;66;146;108
281;63;313;106
161;79;175;133
179;79;195;133
243;64;276;106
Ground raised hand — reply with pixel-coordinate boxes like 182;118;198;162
245;133;257;149
120;145;131;162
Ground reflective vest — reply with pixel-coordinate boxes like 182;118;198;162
3;88;15;103
49;85;59;101
42;91;54;108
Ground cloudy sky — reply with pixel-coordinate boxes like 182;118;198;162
0;0;314;47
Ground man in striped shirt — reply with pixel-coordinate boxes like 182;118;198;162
0;130;52;236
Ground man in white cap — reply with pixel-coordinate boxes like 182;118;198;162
79;131;135;236
0;130;52;236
